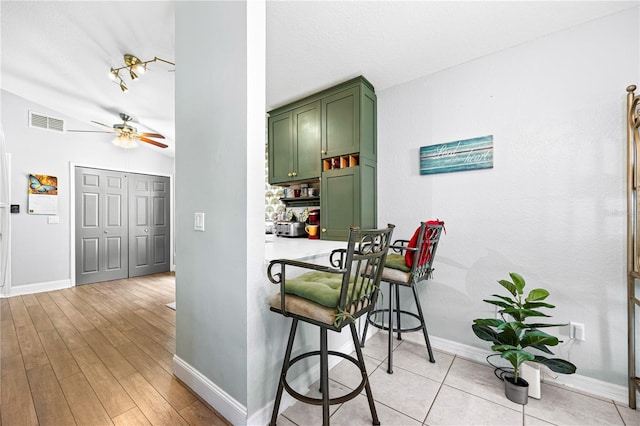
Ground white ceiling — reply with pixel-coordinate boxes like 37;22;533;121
2;1;637;157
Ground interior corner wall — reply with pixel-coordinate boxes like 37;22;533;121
376;8;639;386
0;89;174;292
174;0;248;410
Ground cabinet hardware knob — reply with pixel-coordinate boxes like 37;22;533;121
322;228;326;233
321;150;327;155
292;172;297;177
288;172;293;177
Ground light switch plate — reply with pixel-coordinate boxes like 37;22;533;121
194;212;205;231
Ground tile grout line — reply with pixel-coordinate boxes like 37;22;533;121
419;352;457;425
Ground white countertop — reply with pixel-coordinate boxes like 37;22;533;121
264;233;346;263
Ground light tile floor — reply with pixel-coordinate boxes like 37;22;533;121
276;331;640;425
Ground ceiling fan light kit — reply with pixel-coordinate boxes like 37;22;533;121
67;112;168;149
112;134;138;149
109;53;174;93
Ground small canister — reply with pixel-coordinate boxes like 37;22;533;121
300;184;308;197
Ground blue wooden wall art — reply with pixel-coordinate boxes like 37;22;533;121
420;135;493;175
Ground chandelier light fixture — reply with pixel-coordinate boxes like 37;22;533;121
109;54;175;93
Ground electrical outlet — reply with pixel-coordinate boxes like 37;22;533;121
570;321;585;341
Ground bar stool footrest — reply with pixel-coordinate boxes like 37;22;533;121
367;308;425;334
282;350;367;406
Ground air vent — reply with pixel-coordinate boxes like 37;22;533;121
29;111;64;132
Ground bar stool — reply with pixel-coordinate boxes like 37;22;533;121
360;220;444;374
267;225;394;425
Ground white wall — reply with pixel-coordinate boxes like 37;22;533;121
0;89;174;293
377;9;639;386
174;0;249;414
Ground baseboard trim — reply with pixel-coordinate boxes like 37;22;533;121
429;335;628;404
3;279;70;297
177;329;627;424
172;355;248;426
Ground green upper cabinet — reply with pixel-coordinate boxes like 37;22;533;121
322;80;376;160
268;101;321;185
268;76;377;241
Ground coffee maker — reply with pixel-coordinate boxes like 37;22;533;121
307;209;320;239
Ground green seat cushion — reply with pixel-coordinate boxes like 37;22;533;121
385;253;411;272
284;271;357;308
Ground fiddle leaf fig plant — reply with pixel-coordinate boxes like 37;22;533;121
472;272;576;383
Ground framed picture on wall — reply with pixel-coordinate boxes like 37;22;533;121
420;135;493;175
28;174;58;214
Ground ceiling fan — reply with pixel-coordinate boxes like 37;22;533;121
67;113;168;149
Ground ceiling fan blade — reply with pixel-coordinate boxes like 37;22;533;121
90;120;114;129
138;132;165;139
67;129;116;134
138;136;168;148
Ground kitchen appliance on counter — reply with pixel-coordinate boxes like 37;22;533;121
274;221;307;238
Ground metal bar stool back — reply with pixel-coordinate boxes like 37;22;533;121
267;225;395;425
360;220;444;374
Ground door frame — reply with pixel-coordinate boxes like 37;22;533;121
69;162;174;286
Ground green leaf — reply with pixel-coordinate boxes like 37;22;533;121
523;301;555;310
500;321;525;336
473;318;505;327
533;356;577;374
483;299;512;309
525;322;567;329
498;279;517;297
491;344;518;352
526;288;549;302
509;272;526;294
495;326;519;346
530;343;555;355
490;294;517;305
472;324;499;343
521;330;558;349
502;307;550;320
501;349;534;370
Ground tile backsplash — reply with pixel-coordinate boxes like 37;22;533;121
265;147;286;221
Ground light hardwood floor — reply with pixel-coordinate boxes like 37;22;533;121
0;273;230;426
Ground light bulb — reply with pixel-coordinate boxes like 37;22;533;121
133;64;146;74
112;135;138;149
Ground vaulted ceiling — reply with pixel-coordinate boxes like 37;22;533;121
2;1;637;157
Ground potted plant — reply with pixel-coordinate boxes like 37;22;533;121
472;272;577;404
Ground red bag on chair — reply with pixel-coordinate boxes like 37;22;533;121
405;220;445;268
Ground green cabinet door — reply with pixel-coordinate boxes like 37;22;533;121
322;86;360;158
268;111;294;184
268;101;320;185
321;167;360;241
320;157;377;241
293;101;321;181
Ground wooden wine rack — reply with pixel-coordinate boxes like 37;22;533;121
322;154;359;171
